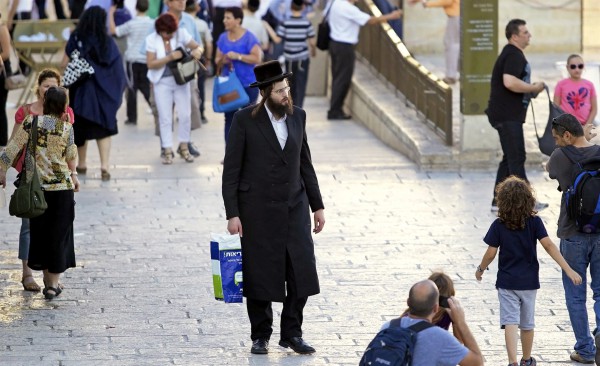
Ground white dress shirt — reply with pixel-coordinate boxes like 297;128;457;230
265;104;288;149
328;0;370;45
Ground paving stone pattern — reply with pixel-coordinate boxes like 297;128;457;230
0;78;596;365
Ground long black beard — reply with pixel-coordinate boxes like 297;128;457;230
266;95;294;117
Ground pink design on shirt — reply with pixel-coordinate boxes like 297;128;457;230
554;78;596;124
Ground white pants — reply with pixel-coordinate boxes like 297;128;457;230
444;16;460;79
153;76;192;149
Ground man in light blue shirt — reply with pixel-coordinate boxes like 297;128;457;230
377;280;483;366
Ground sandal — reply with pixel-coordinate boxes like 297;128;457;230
177;145;194;163
21;275;41;292
43;279;64;291
101;169;111;181
162;148;174;165
43;286;62;300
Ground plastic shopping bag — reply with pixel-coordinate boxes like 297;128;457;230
210;233;243;303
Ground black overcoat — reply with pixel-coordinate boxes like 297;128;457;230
222;105;324;302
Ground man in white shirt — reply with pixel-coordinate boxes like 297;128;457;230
326;0;401;120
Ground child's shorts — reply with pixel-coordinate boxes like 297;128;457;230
498;288;537;330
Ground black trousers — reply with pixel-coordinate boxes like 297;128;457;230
246;251;308;341
329;40;355;115
211;7;227;69
0;69;8;146
493;120;528;204
197;69;206;116
126;62;152;123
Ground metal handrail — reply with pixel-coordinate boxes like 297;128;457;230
355;0;453;146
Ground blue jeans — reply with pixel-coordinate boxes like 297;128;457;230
224;86;259;145
18;218;30;260
561;233;600;358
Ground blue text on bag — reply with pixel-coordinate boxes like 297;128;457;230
562;145;600;233
359;318;433;366
210;233;243;303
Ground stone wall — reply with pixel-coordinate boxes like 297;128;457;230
402;0;581;54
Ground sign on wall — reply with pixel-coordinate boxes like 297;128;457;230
460;0;498;115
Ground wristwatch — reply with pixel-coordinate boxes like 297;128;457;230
238;54;243;61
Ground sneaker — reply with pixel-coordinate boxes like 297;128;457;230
188;142;201;157
520;357;536;366
570;351;595;364
491;205;499;212
534;201;549;211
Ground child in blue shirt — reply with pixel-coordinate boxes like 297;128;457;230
476;175;582;366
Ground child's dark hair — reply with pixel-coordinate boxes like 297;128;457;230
43;86;68;116
496;176;536;230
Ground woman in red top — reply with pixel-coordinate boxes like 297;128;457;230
9;68;74;292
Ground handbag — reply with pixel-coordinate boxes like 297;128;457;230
532;86;565;156
167;47;200;85
316;0;335;51
63;49;95;88
8;116;48;219
2;42;28;90
212;64;250;113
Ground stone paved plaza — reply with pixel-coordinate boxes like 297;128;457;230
0;75;597;365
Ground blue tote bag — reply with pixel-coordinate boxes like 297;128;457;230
213;65;250;113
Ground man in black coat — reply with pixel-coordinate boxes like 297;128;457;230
222;60;325;355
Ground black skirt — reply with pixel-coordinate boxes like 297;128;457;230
28;190;76;273
73;114;118;147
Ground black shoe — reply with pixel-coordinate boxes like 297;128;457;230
250;338;269;354
188;142;201;157
124;119;137;125
279;337;316;354
201;115;208;124
327;112;351;120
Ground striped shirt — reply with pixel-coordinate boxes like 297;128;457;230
116;15;155;63
276;16;315;61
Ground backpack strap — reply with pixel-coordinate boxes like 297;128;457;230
390;317;434;332
407;320;434;333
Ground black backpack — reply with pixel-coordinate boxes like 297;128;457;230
562;145;600;233
359;318;433;366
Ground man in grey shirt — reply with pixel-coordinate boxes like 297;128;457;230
377;279;483;366
546;113;600;364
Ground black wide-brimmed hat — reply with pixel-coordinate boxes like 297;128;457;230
249;61;292;88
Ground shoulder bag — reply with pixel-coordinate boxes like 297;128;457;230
63;49;95;88
316;0;335;51
9;116;48;218
213;64;250;113
531;85;565;156
167;47;202;85
2;40;28;90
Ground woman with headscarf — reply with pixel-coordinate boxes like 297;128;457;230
63;6;127;181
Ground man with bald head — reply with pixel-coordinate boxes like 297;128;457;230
378;280;484;366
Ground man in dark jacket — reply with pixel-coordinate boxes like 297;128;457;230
222;60;325;355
